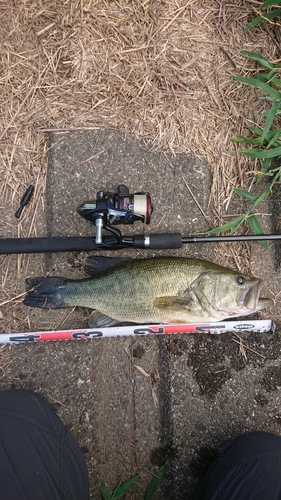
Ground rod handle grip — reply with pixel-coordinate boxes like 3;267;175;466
132;233;182;249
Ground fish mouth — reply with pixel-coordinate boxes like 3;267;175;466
238;279;273;311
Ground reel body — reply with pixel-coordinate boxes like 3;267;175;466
77;185;152;244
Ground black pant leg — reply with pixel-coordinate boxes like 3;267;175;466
198;431;281;500
0;389;90;500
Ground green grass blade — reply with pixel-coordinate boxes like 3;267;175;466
262;0;281;7
261;157;272;173
145;466;165;500
248;215;269;248
247;125;264;136
268;168;281;183
239;145;281;158
245;10;281;31
266;127;281;148
233;188;258;201
230;75;281;99
261;100;281;144
204;215;246;235
98;481;112;500
111;475;140;500
241;51;273;70
253;73;273;81
256;157;272;184
262;96;277;103
247;126;281;146
254;74;281;87
253;189;270;206
231;135;262;145
253;73;279;85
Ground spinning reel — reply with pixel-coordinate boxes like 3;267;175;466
77;185;152;245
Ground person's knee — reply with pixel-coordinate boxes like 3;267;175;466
222;431;281;461
0;388;61;432
198;431;281;500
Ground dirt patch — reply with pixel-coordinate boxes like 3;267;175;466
261;366;281;393
189;446;219;479
132;345;146;360
192;363;231;399
166;338;189;356
150;445;179;467
254;392;269;408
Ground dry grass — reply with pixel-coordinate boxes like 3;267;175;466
0;0;279;313
0;7;280;497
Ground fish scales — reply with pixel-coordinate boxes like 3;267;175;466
24;256;273;326
61;258;209;322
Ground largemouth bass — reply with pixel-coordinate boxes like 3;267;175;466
24;256;272;327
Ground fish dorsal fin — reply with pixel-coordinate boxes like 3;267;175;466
89;310;119;327
84;256;130;277
153;294;193;311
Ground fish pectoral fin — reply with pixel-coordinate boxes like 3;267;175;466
89;310;119;328
84;256;131;277
153;295;193;311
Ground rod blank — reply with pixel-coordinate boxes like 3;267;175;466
0;232;280;255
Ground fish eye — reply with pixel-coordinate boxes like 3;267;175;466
236;276;245;285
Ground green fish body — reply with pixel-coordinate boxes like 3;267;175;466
24;256;272;327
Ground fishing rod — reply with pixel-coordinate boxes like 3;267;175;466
0;320;275;344
1;184;280;254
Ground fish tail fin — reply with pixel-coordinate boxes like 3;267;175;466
24;277;68;309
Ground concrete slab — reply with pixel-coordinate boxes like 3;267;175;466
1;129;281;500
45;128;212;498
